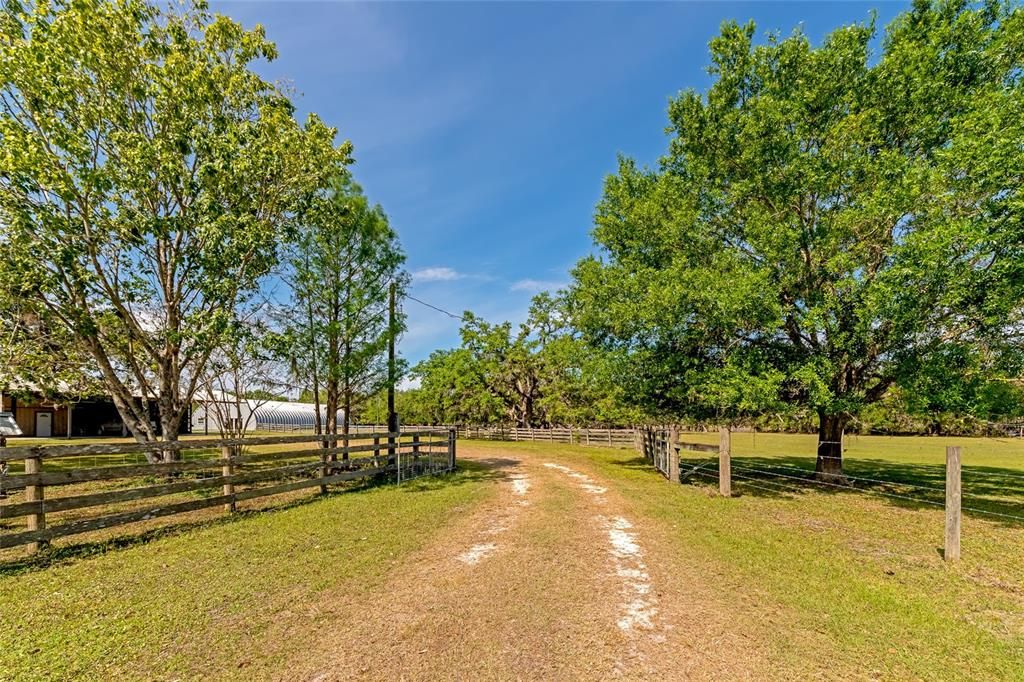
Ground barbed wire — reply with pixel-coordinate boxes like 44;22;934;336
727;462;949;507
724;459;949;495
686;461;1024;522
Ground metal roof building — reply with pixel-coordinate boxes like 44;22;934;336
251;400;344;430
191;395;344;434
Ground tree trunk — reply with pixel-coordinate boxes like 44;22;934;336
325;378;338;463
306;295;323;437
342;389;351;463
814;411;848;483
159;399;183;462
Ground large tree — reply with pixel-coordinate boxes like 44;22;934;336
0;0;347;454
407;348;505;426
280;176;407;445
571;1;1024;478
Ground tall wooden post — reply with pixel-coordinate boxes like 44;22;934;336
668;426;680;483
25;454;46;553
319;435;329;495
719;426;732;497
945;446;961;562
387;281;398;459
222;445;236;512
448;428;457;470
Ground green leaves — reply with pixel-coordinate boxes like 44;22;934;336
409;293;647;427
570;1;1024;434
0;0;349;441
278;173;407;432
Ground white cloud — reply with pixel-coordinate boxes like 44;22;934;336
510;279;565;294
398;376;422;391
412;267;464;282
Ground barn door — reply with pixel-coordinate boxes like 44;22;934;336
35;412;53;438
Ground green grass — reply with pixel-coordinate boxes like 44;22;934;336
503;434;1024;680
677;430;1024;466
0;464;494;680
674;431;1024;523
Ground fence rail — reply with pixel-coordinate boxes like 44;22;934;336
0;428;456;552
457;426;637;448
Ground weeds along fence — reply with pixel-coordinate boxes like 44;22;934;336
0;429;456;553
458;426;637;448
637;426;1024;561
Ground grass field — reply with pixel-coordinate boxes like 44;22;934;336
676;431;1024;523
0;463;496;679
1;432;1022;679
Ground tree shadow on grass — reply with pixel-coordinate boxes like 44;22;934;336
0;463;495;576
390;459;514;494
667;454;1024;528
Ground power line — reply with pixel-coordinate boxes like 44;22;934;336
404;294;469;322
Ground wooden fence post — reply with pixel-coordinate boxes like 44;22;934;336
0;437;7;501
719;426;732;497
448;428;457;470
25;454;45;553
945;445;961;562
222;445;236;513
373;435;381;467
668;426;680;483
319;435;329;495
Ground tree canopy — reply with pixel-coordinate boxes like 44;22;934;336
276;175;407;439
570;0;1024;476
0;0;347;450
406;293;646;428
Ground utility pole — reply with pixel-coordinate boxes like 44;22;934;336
387;281;398;459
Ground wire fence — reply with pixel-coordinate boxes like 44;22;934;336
638;428;1024;561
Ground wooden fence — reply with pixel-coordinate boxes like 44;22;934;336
0;429;456;552
458;426;637;448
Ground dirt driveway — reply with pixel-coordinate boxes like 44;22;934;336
275;443;766;681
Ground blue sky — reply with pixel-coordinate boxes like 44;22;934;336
215;0;908;370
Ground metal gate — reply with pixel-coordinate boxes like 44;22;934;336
639;428;672;479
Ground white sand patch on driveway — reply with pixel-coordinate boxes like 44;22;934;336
510;473;531;502
541;462;659;640
602;516;658;634
543;463;607;495
458;542;497;565
455;469;531;566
